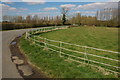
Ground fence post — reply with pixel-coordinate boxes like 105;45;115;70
33;36;35;44
25;32;27;39
41;28;43;32
44;38;47;49
40;29;41;32
32;30;33;34
37;29;39;33
41;28;42;32
51;27;53;31
84;46;89;64
60;41;62;57
32;30;34;34
44;28;45;32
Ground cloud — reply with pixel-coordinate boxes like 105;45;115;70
1;3;28;15
75;11;81;13
1;3;17;16
2;0;11;2
28;12;50;17
43;7;58;11
4;2;13;4
74;11;96;16
28;11;60;17
29;12;50;15
17;8;28;12
2;0;13;4
75;2;118;10
60;4;76;8
81;11;96;15
1;3;28;12
2;0;46;4
2;3;17;11
107;0;120;2
22;0;45;5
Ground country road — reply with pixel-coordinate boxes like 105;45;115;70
1;28;44;79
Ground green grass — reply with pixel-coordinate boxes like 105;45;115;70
40;27;118;52
36;26;119;70
20;36;116;78
20;26;119;78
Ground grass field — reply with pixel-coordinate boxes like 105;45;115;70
40;27;118;51
20;26;119;78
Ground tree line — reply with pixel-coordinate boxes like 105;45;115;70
70;8;119;27
2;7;119;30
2;15;63;30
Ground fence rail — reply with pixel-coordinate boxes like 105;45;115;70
25;26;120;74
35;36;119;54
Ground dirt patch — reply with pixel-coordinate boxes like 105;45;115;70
10;36;48;79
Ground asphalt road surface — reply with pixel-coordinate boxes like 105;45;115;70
1;28;43;79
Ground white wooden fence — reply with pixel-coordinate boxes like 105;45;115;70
25;26;120;75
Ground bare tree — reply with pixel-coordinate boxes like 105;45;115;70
3;15;9;22
61;7;69;25
33;15;39;24
26;15;31;23
17;16;23;23
75;13;81;25
54;16;60;26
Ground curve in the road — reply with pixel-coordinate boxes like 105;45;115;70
2;28;43;79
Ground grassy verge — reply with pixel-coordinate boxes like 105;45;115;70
20;27;117;78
